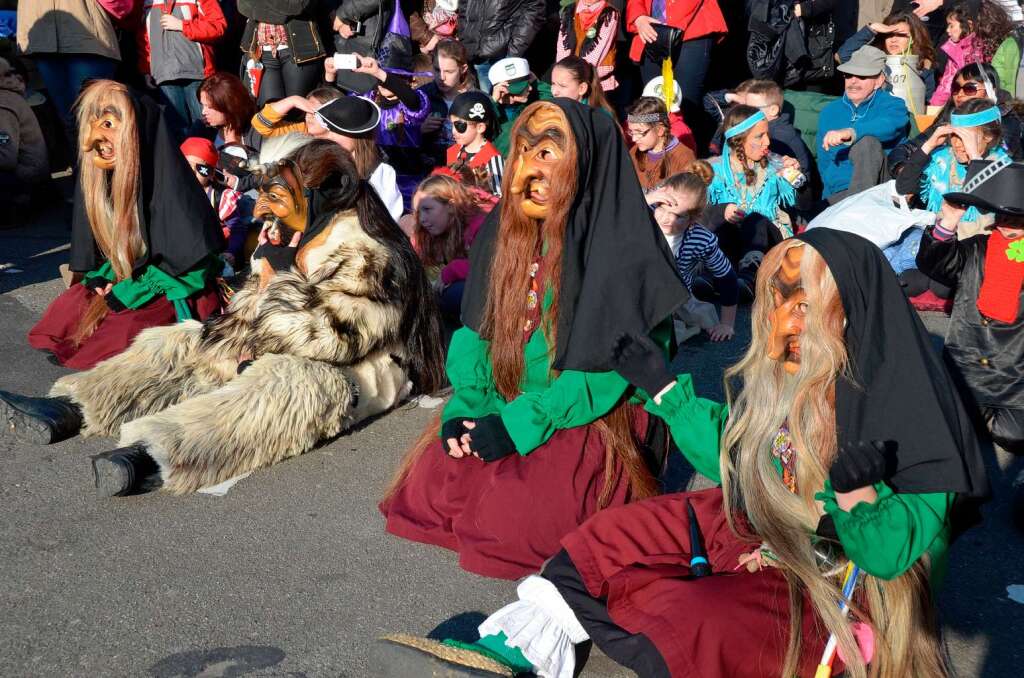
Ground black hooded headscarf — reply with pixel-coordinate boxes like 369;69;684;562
796;229;989;499
461;98;688;372
70;89;224;276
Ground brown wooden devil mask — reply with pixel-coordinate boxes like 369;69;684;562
767;244;807;375
252;161;309;243
508;103;573;221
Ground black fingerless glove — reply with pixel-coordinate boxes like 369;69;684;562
83;277;111;293
104;289;127;313
440;418;467;446
466;414;517;462
828;440;890;494
610;333;675;398
252;243;298;272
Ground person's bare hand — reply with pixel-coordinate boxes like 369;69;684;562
781;155;800;170
869;22;896;34
938;199;967;231
337;21;354;38
160;14;184;31
922;124;953;153
423;34;441;53
822;128;854;151
724;204;745;224
324;57;337;81
707;323;735;342
270;95;315;116
952;126;983;160
635;16;661;44
353;56;386;81
491;82;510;101
912;0;943;18
95;282;113;297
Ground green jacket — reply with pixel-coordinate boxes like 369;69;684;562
991;36;1021;99
646;374;953;583
82;257;219;321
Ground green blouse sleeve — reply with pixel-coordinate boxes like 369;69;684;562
500;368;629;455
991;37;1021;98
441;327;503;426
817;481;953;581
643;374;727;484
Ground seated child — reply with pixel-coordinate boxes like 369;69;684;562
917;160;1024;455
446;91;504;198
643;76;696;152
647;162;738;342
626;96;696;190
180;137;254;272
408;173;485;321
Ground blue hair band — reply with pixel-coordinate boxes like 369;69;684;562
950;106;1001;128
724;111;766;140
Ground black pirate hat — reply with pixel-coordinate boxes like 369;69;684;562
944;159;1024;217
450;91;498;139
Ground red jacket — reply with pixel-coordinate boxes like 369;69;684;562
136;0;225;79
625;0;727;62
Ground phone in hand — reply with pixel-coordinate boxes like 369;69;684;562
334;53;360;70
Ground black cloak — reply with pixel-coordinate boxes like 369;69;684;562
70;90;224;276
461;98;688;373
796;229;989;499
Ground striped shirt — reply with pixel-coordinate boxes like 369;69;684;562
672;224;733;289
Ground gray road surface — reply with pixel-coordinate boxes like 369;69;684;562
1;204;1023;677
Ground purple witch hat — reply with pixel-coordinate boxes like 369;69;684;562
377;0;425;77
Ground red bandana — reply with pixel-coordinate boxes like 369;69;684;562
977;229;1024;324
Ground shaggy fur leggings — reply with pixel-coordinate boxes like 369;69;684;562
50;321;359;494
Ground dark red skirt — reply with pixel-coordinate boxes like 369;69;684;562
379;407;650;580
28;284;222;370
563;487;839;678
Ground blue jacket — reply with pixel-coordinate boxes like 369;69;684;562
816;90;909;198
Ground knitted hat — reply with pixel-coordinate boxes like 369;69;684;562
179;137;218;166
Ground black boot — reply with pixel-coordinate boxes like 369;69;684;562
0;390;83;444
90;445;162;497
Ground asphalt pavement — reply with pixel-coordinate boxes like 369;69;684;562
1;203;1023;678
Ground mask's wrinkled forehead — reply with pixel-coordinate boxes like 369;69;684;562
771;244;804;299
515;105;569;150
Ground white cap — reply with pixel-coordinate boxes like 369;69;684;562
643;76;682;113
488;57;530;86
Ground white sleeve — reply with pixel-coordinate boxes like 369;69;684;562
369;162;404;221
477;575;589;678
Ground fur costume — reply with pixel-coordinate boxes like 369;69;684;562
4;141;444;495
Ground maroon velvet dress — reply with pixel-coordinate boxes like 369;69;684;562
561;487;839;677
29;284;222;370
380;408;651;580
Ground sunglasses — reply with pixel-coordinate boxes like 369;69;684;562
951;81;983;96
842;73;876;80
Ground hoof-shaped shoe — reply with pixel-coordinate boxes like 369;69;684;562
91;446;161;497
374;635;517;677
0;391;83;444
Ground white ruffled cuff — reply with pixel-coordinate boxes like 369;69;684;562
478;575;589;678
